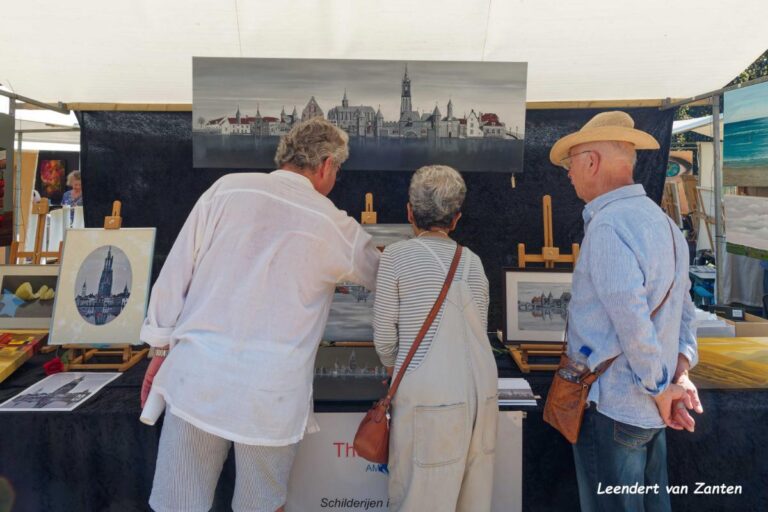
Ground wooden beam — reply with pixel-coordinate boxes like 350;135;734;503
66;99;689;112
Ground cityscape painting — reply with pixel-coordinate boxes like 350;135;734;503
504;269;573;343
724;80;768;186
193;58;527;172
74;245;132;326
323;224;411;342
0;265;59;330
49;228;155;345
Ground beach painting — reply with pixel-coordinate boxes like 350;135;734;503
724;81;768;186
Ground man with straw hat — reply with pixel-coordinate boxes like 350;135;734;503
550;111;703;512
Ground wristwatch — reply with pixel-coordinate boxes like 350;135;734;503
148;346;170;358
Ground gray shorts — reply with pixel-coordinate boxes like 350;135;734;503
149;411;298;512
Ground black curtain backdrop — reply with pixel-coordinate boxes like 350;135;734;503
78;108;673;330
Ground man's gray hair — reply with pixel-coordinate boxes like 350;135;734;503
409;165;467;230
274;118;350;170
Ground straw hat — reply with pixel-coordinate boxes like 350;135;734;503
549;111;660;167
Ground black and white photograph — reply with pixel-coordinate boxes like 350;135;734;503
0;372;121;412
0;265;59;329
504;269;573;343
193;57;527;172
74;245;132;326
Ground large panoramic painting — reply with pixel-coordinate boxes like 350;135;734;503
49;228;155;345
193;58;527;172
724;81;768;186
724;194;768;258
504;269;572;343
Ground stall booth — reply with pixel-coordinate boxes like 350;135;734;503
1;2;768;511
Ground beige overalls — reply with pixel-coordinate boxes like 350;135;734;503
388;243;499;512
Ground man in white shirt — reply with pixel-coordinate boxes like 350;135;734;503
140;118;380;512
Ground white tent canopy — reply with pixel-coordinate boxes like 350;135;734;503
672;114;724;139
1;0;766;105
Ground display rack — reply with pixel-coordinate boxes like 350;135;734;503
510;195;579;372
9;198;63;264
62;201;148;371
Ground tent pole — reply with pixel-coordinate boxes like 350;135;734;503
712;94;724;304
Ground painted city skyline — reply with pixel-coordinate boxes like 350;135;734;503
193;57;527;171
74;245;132;326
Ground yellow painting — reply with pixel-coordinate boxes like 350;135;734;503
691;337;768;389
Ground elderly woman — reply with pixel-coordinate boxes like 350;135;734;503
61;170;83;206
374;165;497;512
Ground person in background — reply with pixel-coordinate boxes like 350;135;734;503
140;118;380;512
61;170;83;207
550;111;703;512
374;165;497;512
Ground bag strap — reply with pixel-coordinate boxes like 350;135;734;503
568;220;679;380
381;243;462;407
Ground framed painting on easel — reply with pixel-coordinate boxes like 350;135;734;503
48;227;155;345
0;265;59;330
503;268;572;344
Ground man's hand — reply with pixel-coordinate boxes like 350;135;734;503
653;383;689;429
141;356;166;408
669;371;704;432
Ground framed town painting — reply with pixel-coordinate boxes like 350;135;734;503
503;268;573;343
193;57;527;172
323;224;412;342
0;265;60;330
49;228;155;345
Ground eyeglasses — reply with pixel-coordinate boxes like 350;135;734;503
560;150;594;170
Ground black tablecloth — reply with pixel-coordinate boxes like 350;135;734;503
1;344;765;512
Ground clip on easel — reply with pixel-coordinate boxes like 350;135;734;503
9;198;63;264
63;201;149;371
510;195;580;373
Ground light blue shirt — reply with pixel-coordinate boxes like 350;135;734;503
567;184;698;429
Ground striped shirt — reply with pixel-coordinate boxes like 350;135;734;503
373;237;489;373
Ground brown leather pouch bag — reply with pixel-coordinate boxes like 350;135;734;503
543;355;611;444
354;244;463;463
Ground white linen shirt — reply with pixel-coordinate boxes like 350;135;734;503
140;170;380;445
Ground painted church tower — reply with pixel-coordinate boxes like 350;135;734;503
400;64;412;119
97;247;114;298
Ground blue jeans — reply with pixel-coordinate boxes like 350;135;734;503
572;407;670;512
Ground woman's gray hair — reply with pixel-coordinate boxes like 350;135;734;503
66;170;81;186
409;165;466;230
274;118;349;171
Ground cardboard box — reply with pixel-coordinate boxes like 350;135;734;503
719;313;768;338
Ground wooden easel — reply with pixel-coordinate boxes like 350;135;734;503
691;187;715;251
517;196;580;269
62;201;148;371
510;195;579;372
361;192;377;225
9;198;63;264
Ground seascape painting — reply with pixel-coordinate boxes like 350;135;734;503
505;270;572;343
724;81;768;186
193;58;527;172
